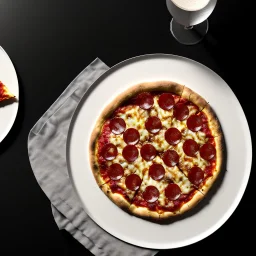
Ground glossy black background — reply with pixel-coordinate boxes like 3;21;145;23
0;0;253;255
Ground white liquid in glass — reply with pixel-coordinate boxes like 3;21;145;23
172;0;210;11
167;0;217;26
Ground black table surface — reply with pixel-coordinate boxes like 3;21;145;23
0;0;254;255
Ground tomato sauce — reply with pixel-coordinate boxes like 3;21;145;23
96;91;218;213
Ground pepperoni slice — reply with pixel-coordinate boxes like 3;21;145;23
123;128;140;145
165;183;182;201
187;115;203;132
183;139;199;157
173;103;189;121
200;143;216;161
136;92;154;110
145;116;162;134
165;128;182;145
108;163;124;180
143;186;159;203
162;150;180;167
101;143;117;160
188;166;204;186
125;174;142;191
122;145;139;162
149;164;165;181
141;144;157;161
158;93;175;110
109;118;126;135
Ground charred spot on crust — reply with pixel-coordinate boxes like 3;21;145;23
91;139;97;152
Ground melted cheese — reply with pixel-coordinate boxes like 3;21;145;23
139;165;193;206
107;94;212;199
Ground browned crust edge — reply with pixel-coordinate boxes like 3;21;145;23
129;190;204;221
160;191;204;219
0;83;15;101
89;81;225;221
100;183;132;212
129;204;160;221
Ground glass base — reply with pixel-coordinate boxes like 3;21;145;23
170;19;209;45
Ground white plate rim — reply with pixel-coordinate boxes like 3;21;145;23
67;53;252;249
0;46;19;143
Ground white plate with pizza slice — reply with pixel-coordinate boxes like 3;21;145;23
67;54;252;249
0;46;19;143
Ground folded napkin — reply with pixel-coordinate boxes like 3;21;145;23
28;58;158;256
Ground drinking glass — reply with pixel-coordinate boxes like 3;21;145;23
166;0;217;45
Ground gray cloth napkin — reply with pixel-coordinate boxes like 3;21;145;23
28;58;158;256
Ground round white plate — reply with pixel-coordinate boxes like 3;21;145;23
67;54;252;249
0;46;19;143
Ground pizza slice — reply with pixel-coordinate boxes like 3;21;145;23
95;119;145;210
0;81;15;102
129;155;201;219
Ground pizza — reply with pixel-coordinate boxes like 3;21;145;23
90;81;224;221
0;81;15;102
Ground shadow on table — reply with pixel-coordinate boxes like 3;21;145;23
200;20;244;85
0;69;25;155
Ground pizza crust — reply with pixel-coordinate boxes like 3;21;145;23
89;80;225;221
160;190;204;219
129;190;204;221
100;183;131;212
129;204;161;221
200;106;225;195
90;162;104;186
0;81;15;102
